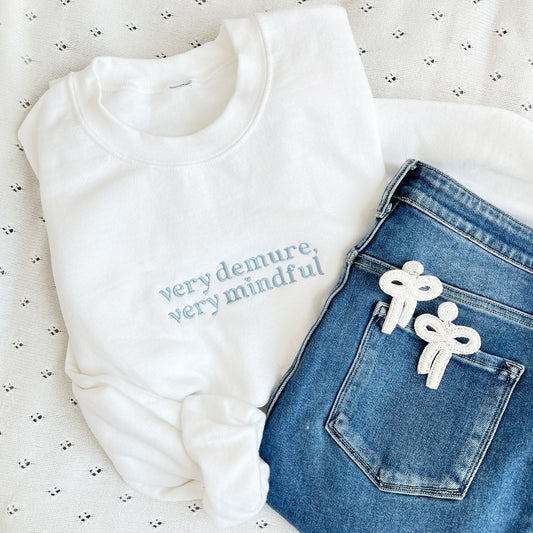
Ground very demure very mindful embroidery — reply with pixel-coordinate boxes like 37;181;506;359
159;242;324;324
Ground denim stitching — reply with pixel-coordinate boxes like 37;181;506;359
455;354;511;372
355;262;386;277
392;317;505;371
460;371;514;492
379;299;524;374
411;161;533;236
359;255;531;320
366;294;516;373
357;255;533;327
377;159;418;216
329;310;381;418
505;361;523;373
327;425;463;495
354;202;400;258
462;371;510;484
442;294;532;327
394;195;533;274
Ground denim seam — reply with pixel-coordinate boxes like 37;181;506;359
327;425;462;495
456;354;515;373
377;159;418;216
505;361;523;373
460;371;514;493
441;294;531;328
374;302;511;371
329;309;380;416
374;254;533;323
356;256;533;327
413;161;533;235
352;202;400;260
326;311;379;432
394;195;533;275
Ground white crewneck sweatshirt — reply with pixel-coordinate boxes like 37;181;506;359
17;5;386;527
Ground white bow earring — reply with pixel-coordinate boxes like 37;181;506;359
414;302;481;390
379;261;443;334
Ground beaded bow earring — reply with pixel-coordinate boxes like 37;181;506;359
379;260;443;334
414;302;481;389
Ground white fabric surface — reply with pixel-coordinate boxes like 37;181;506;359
2;1;532;532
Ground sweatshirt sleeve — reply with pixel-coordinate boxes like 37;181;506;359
65;343;269;528
17;75;70;179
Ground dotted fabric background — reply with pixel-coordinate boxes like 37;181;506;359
1;1;532;532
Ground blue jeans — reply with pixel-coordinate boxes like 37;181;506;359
260;160;533;533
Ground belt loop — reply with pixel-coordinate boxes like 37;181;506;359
377;159;418;218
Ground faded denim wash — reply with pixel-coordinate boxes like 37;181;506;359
260;160;533;533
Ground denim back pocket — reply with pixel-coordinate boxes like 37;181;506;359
325;301;524;499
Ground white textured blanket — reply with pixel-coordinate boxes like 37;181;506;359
1;1;532;531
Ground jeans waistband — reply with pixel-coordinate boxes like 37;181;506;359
378;160;533;273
